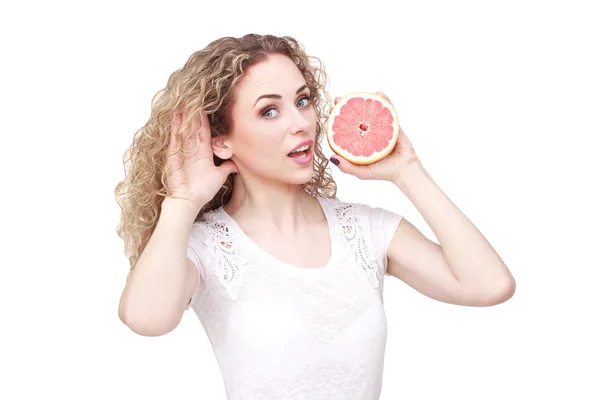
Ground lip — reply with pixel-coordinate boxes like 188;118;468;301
289;148;313;165
287;139;314;166
288;139;314;154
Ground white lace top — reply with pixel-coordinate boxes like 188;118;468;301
186;196;403;400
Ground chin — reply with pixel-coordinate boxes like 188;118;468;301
285;168;314;186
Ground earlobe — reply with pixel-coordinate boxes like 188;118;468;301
212;136;233;159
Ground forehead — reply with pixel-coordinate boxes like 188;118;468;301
235;54;308;100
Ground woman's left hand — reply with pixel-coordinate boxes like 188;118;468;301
328;91;421;183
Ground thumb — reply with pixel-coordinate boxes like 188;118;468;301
329;156;371;180
218;160;239;177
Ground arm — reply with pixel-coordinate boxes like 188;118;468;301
118;197;204;336
386;161;516;307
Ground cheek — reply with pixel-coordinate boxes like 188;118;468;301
233;123;285;163
244;122;283;150
308;107;318;128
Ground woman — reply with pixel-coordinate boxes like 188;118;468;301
115;33;515;399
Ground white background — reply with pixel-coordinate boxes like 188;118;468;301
1;0;598;399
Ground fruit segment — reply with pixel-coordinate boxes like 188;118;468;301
326;92;399;165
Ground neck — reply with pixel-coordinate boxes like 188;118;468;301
224;174;319;230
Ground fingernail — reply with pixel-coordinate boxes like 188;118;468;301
330;157;339;166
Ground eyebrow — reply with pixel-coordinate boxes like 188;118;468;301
253;84;309;107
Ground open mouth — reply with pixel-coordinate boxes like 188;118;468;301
287;144;311;158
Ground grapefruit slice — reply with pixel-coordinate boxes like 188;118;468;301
326;92;400;165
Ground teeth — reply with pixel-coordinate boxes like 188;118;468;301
293;145;309;152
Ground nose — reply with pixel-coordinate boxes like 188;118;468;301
289;108;312;135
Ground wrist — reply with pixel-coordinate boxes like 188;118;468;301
161;196;203;222
393;160;429;191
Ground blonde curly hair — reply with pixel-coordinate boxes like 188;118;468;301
114;34;337;271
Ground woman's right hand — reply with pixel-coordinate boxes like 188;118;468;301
165;111;238;211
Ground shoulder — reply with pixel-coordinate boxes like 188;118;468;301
317;195;368;218
187;207;230;262
319;195;403;224
319;196;403;248
190;207;230;239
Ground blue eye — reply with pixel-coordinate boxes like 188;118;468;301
297;96;310;107
261;95;310;119
262;107;279;118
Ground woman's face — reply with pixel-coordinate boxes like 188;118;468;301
217;53;318;185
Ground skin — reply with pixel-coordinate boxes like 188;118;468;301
330;92;516;306
120;53;516;338
207;54;516;307
118;54;331;338
210;53;331;269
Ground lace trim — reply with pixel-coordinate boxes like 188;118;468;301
330;202;381;288
202;209;248;300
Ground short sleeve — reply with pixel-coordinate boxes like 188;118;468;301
366;205;404;274
185;223;208;310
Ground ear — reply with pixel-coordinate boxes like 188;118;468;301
212;135;233;159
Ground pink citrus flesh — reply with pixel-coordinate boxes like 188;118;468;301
326;92;399;165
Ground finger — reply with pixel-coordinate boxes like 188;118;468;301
182;112;202;160
181;111;201;154
329;156;371;180
333;96;341;105
218;160;239;176
168;112;183;153
198;111;212;143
